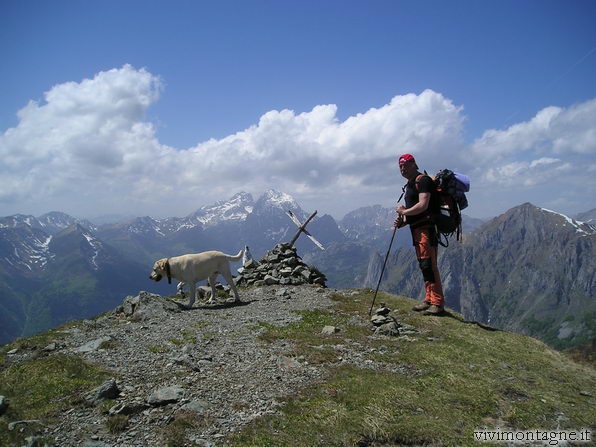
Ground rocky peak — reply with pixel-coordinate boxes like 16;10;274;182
539;207;596;235
339;205;395;241
124;216;168;236
472;202;595;250
0;212;95;236
189;192;255;227
254;189;301;215
38;211;96;234
0;214;41;230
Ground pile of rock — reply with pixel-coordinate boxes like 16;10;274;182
235;243;327;287
370;303;420;337
370;303;400;336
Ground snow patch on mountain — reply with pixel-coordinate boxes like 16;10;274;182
191;192;255;227
125;217;169;236
32;235;53;268
0;214;37;229
3;233;54;271
260;189;299;210
0;212;96;235
83;232;103;269
540;208;596;235
39;212;80;231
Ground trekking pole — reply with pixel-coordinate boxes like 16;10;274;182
368;186;406;316
368;223;398;316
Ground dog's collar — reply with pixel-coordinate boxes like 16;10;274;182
165;259;172;284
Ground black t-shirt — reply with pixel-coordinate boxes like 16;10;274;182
404;174;436;226
405;174;434;208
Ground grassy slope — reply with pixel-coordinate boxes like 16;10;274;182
230;290;596;447
0;322;112;446
1;290;594;447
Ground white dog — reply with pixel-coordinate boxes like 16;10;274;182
149;249;243;308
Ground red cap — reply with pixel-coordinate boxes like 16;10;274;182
398;153;415;166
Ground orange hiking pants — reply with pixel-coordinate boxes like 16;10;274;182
411;226;444;307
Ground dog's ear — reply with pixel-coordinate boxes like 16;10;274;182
155;259;167;272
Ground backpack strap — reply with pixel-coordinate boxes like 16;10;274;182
398;174;428;209
402;173;435;229
403;172;430;193
414;173;433;191
437;229;449;247
398;183;407;203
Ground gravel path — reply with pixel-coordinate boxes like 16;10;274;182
32;285;344;447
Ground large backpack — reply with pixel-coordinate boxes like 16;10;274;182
431;169;470;246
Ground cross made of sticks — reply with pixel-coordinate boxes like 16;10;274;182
286;210;325;250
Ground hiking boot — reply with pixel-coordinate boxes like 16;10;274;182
412;301;431;312
422;305;445;316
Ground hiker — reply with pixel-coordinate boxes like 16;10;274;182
393;153;445;316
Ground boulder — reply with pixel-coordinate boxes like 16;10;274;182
75;336;112;353
321;326;340;335
120;291;180;320
86;378;120;405
147;386;185;406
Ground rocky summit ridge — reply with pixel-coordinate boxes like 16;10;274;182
2;284;595;447
0;286;339;446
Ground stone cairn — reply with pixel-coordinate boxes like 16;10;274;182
370;303;400;336
235;243;327;287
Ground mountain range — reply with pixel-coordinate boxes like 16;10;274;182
1;190;594;350
371;203;596;349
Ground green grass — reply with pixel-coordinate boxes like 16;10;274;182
229;290;596;447
161;410;214;447
1;289;594;447
1;320;81;357
0;353;111;445
148;344;170;354
169;328;198;346
106;414;129;433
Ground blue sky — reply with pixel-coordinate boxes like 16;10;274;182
1;0;595;221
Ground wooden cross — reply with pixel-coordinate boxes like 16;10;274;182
286;210;325;250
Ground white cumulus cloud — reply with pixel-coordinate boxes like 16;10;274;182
1;65;595;220
0;65;174;214
469;99;596;216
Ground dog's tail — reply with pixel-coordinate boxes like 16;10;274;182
226;249;244;262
